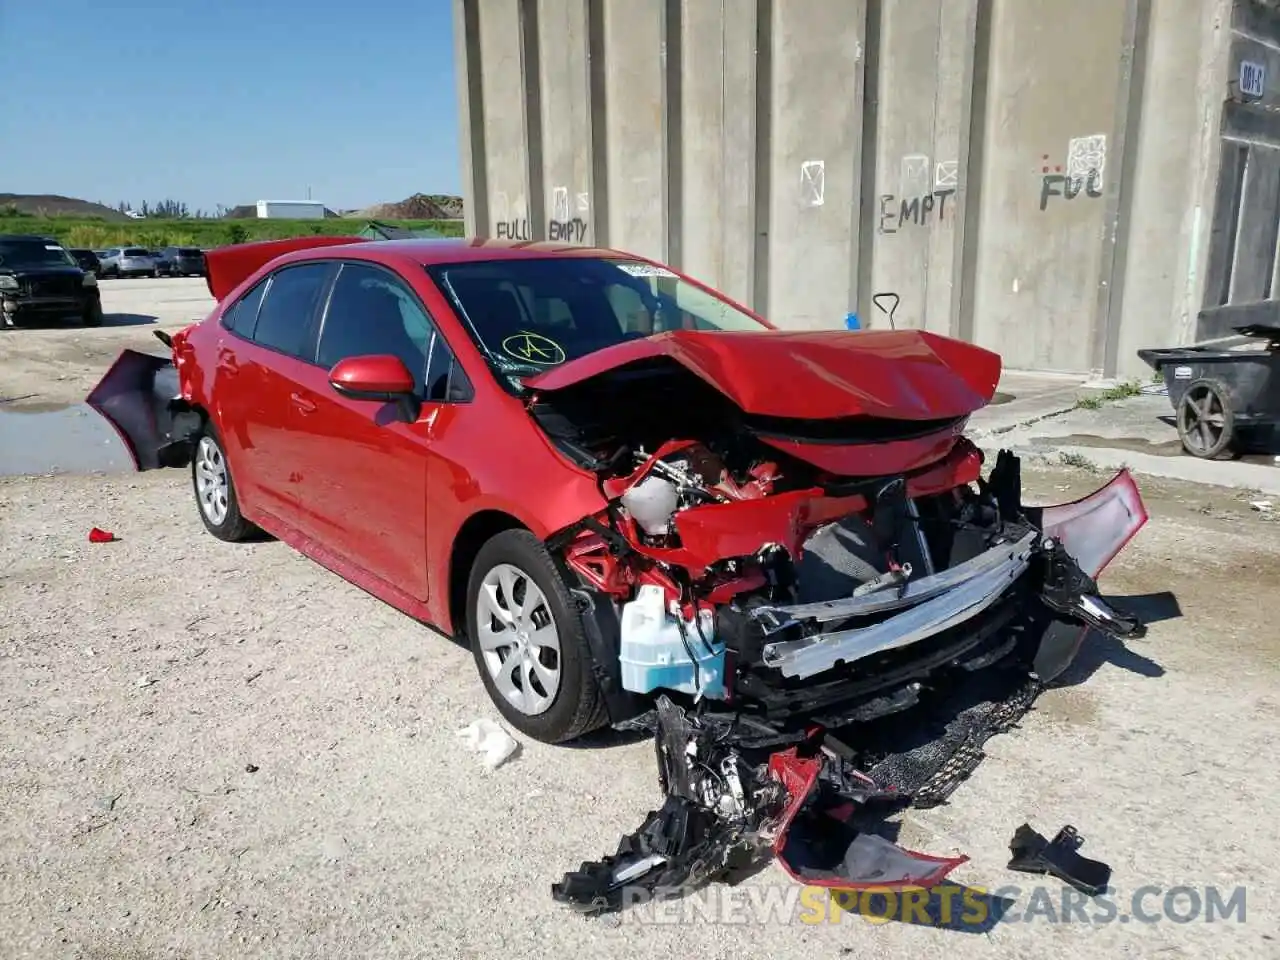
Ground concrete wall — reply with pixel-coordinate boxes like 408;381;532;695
455;0;1235;378
1195;0;1280;339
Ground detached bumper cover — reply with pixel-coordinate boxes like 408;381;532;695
85;347;194;470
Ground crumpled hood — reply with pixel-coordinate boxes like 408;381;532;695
522;328;1002;421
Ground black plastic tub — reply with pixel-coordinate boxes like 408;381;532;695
1137;324;1280;458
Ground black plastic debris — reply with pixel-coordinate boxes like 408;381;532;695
552;696;971;915
1006;823;1112;897
1035;538;1147;639
551;794;760;914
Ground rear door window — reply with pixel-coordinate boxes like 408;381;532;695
248;262;333;359
222;277;269;337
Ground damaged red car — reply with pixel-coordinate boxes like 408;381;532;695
89;237;1149;758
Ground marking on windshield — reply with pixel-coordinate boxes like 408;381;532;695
501;331;567;365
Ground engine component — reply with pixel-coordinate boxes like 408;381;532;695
620;475;680;536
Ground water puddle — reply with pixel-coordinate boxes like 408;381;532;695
1052;432;1279;466
0;404;136;476
1054;433;1184;457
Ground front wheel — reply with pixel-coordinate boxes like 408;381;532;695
465;530;608;743
82;299;103;327
192;422;257;541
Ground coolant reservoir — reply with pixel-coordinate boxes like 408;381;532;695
620;475;679;535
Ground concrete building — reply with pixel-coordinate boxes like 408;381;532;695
453;0;1280;378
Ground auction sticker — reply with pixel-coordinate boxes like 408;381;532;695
501;331;566;365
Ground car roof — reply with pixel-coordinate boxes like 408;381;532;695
287;237;633;267
0;234;59;242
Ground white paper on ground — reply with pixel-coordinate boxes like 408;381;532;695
457;718;520;770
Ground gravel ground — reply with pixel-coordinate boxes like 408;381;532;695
3;463;1279;959
3;280;1280;957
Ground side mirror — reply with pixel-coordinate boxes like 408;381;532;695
329;354;416;400
329;355;420;422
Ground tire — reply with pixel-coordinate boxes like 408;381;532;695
82;299;103;327
191;421;257;542
465;529;608;743
1176;377;1235;459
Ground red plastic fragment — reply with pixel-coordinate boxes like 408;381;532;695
88;527;117;543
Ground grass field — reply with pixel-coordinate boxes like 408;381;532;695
0;214;465;249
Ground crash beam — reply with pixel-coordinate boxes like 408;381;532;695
759;531;1038;679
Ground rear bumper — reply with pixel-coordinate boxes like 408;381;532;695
85;348;198;470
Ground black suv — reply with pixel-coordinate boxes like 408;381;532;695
0;235;103;329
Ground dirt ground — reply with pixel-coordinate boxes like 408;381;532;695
0;277;213;409
3;283;1280;957
1;464;1278;959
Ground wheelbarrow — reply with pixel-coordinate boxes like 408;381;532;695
1137;323;1280;458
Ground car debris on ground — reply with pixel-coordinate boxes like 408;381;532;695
1006;823;1112;897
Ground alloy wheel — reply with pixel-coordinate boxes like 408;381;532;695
474;563;562;715
194;435;230;525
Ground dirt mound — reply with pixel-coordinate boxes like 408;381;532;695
349;194;463;220
0;194;129;221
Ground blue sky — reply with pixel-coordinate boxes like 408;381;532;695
3;0;461;213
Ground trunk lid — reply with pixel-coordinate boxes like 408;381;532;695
204;236;365;301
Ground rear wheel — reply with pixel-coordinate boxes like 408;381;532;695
465;530;608;743
192;422;257;542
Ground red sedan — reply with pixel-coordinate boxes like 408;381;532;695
90;237;1148;745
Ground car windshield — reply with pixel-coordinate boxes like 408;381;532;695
427;257;768;379
0;240;78;269
177;248;201;256
123;248;149;257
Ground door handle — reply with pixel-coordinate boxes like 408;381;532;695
218;357;239;376
290;392;317;414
